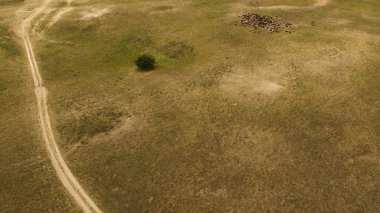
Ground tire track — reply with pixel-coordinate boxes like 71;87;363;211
256;0;330;10
20;0;102;212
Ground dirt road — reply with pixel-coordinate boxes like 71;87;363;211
256;0;330;10
20;0;102;212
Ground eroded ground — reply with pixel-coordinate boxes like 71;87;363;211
2;0;380;212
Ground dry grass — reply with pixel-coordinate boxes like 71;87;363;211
2;0;380;212
0;2;77;211
33;0;380;211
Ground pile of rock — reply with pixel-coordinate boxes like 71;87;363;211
238;13;293;33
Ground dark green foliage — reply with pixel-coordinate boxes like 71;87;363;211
135;54;156;70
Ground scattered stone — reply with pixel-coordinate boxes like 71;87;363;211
148;197;154;204
238;13;293;33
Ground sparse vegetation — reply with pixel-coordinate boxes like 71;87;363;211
35;0;380;211
158;41;194;58
0;11;76;212
2;0;380;212
0;0;24;6
0;25;20;56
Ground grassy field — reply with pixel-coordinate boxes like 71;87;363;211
3;0;380;212
0;1;78;212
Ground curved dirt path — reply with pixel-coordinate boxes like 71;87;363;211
47;0;74;28
20;0;102;212
256;0;330;10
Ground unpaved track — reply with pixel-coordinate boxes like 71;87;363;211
47;0;74;28
20;0;102;212
17;0;331;211
256;0;330;10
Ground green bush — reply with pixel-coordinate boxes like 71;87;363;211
135;54;156;70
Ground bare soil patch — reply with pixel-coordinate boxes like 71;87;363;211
78;8;111;20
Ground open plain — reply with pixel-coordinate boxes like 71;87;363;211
1;0;380;212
